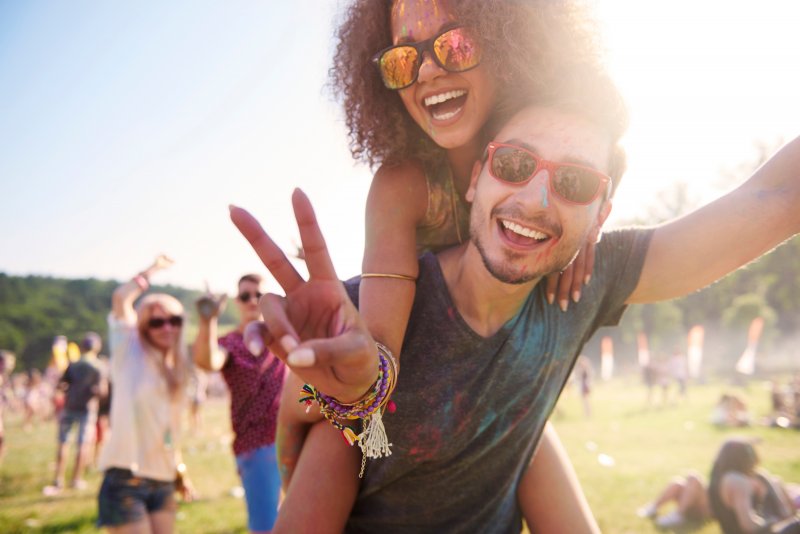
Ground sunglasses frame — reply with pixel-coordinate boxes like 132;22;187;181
147;315;183;330
484;142;612;206
372;25;481;90
237;291;263;304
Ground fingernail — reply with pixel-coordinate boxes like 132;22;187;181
246;337;264;356
559;299;568;312
573;290;581;303
584;274;591;285
547;293;555;305
287;348;315;367
228;204;237;212
280;335;298;353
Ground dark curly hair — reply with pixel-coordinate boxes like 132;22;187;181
329;0;609;169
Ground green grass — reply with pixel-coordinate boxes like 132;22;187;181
1;376;797;533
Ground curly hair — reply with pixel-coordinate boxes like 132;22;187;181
330;0;607;169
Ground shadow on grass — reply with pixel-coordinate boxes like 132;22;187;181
38;514;97;533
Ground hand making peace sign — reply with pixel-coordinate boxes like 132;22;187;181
229;189;379;403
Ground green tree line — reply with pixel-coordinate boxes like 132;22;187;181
0;275;238;370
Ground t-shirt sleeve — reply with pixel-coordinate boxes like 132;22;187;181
107;313;138;376
593;227;655;327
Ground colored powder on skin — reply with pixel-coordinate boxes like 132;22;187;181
541;185;548;208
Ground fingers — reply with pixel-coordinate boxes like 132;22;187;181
292;189;339;281
229;205;304;293
555;264;575;312
583;240;596;286
259;293;300;359
242;321;273;356
544;273;559;306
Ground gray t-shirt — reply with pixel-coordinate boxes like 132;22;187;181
344;227;653;533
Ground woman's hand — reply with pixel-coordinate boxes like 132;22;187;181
545;240;596;311
229;191;379;403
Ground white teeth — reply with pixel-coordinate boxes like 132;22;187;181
432;109;458;121
424;89;466;107
502;220;548;240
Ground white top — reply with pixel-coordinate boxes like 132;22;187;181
98;314;184;481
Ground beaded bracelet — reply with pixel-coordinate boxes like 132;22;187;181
299;343;398;477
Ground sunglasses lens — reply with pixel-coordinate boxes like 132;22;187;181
168;316;184;328
378;46;419;89
433;27;480;72
148;318;165;329
491;145;538;184
552;166;602;203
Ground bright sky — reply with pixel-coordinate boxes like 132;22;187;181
1;1;799;295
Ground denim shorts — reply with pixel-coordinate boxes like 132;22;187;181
57;409;90;446
97;468;176;527
236;444;281;531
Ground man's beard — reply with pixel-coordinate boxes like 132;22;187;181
469;203;584;285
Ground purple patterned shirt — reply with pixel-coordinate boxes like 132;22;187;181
219;331;285;456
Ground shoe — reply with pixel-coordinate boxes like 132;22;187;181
637;503;658;519
42;483;62;497
70;479;87;490
656;510;685;528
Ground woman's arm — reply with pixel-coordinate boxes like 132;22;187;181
359;160;429;356
112;254;174;322
518;422;600;534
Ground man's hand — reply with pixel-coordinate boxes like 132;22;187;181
195;292;227;321
229;189;378;402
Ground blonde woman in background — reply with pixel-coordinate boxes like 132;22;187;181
97;255;192;534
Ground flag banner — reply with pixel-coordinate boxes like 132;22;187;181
687;325;704;379
735;317;764;375
601;336;614;380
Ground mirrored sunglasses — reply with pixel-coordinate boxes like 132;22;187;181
485;142;611;205
373;26;481;90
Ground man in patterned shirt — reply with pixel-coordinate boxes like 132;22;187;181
193;273;286;534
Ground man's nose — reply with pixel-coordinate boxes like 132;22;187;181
517;169;552;207
416;51;445;84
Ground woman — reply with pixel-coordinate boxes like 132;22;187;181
97;255;191;534
640;438;800;533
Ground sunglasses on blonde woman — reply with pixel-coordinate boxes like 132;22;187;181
484;142;612;205
147;316;183;329
373;26;481;90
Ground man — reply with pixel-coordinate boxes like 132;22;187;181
192;274;285;534
46;332;104;494
230;95;799;532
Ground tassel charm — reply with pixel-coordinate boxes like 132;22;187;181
358;410;392;459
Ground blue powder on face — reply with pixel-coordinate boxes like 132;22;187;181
541;185;548;208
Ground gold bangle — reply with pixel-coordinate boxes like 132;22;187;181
361;272;417;281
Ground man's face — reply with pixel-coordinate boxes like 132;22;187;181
466;105;613;285
236;279;263;323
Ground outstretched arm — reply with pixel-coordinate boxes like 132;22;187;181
629;136;800;304
192;293;228;372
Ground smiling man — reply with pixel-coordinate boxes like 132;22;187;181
231;86;800;531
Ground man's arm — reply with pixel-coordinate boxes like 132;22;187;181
518;423;600;534
192;316;227;372
628;136;800;304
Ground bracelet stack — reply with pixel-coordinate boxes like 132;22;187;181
299;342;397;477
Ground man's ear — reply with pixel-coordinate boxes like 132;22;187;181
590;199;613;243
465;160;482;203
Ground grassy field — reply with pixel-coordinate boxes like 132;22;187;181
1;375;797;533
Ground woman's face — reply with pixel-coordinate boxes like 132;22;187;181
145;304;182;353
391;0;497;150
